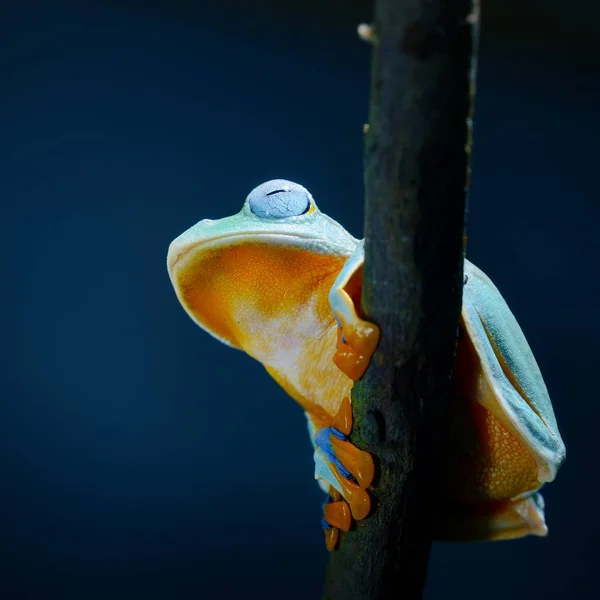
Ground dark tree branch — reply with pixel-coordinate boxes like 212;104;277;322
323;1;479;599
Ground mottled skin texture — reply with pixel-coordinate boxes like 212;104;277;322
167;180;565;547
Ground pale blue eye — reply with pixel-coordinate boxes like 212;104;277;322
248;179;312;218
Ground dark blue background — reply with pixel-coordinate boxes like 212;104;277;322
2;1;599;598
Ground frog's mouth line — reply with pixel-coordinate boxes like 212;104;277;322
167;232;333;276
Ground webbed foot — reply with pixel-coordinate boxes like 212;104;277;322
329;240;380;380
333;323;379;381
322;489;351;551
315;397;375;550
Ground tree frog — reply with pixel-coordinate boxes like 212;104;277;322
167;179;565;551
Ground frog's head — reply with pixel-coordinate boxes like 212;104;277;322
167;179;358;350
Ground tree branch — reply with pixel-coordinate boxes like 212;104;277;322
323;1;479;599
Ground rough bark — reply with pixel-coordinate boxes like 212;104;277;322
323;1;479;598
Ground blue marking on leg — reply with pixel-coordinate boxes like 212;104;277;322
333;317;347;344
322;494;334;529
330;428;346;440
315;427;356;483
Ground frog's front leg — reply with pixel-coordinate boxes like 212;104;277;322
307;241;382;549
329;240;380;381
306;397;375;550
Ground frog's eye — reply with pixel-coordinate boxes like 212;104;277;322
248;179;313;218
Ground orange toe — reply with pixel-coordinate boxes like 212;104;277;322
332;465;371;520
333;323;380;381
324;500;352;532
324;526;339;552
333;396;353;436
345;319;380;360
333;328;371;381
330;435;375;489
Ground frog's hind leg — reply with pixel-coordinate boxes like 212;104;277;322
436;492;548;541
306;398;375;550
313;397;374;516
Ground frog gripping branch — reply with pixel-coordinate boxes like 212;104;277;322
166;179;565;550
